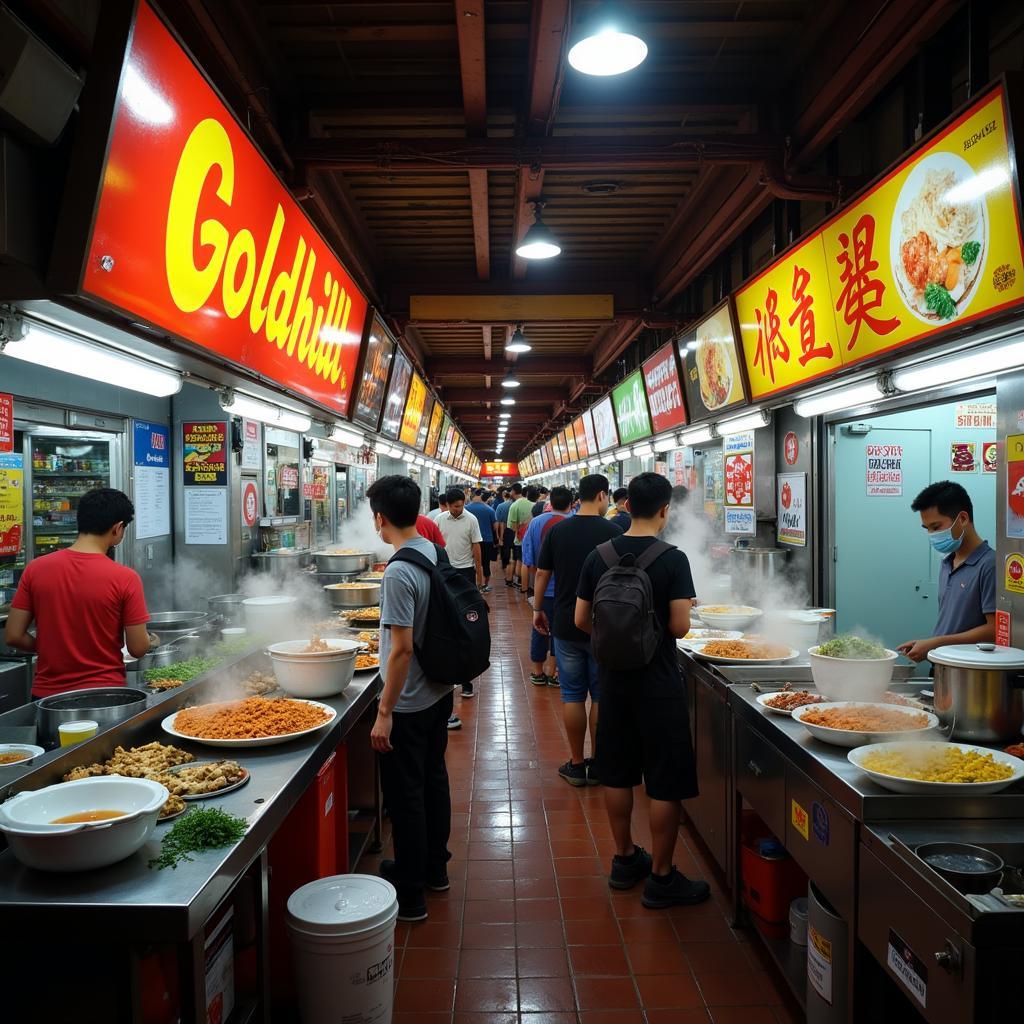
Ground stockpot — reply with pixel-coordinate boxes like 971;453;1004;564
313;551;373;575
36;687;149;746
928;643;1024;743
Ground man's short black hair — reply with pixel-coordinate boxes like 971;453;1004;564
438;493;449;504
77;488;134;535
473;489;484;498
912;480;974;521
526;485;540;502
539;486;549;495
578;474;609;502
671;485;690;507
367;475;421;528
627;472;672;520
613;487;629;503
512;483;523;495
550;485;572;511
446;487;466;505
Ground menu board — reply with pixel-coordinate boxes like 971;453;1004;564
454;437;465;467
183;421;227;486
612;370;653;445
572;416;590;459
416;395;433;450
677;300;747;423
563;425;579;462
424;402;445;457
544;442;554;470
440;422;455;461
591;396;618;451
399;372;427;445
642;342;688;433
734;83;1024;400
582;409;599;457
379;347;413;440
351;318;395;431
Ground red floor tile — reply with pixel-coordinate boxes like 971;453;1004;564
454;977;519;1012
459;948;517;978
518;976;577;1012
574;975;641;1010
569;944;631;976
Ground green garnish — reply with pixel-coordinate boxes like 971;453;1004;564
817;635;887;660
924;282;957;320
961;241;980;265
142;638;252;684
150;806;248;870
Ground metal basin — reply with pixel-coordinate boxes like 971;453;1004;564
251;550;312;579
130;635;203;672
207;594;245;626
36;687;149;745
314;551;373;574
147;610;208;633
324;582;381;609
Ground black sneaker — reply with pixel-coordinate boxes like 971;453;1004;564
585;758;600;786
461;683;475;698
380;859;429;921
526;587;535;597
505;579;515;588
608;845;653;890
426;872;451;893
546;675;560;687
558;760;588;787
530;673;548;686
447;714;462;730
641;867;711;909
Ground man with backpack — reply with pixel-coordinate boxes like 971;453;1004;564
368;476;490;922
533;474;622;786
574;472;709;910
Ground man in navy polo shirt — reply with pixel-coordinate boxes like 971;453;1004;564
898;480;996;662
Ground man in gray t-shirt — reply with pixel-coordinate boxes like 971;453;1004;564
368;475;455;923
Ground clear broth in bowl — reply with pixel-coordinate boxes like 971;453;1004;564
51;809;127;824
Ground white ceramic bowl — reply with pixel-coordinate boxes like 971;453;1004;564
695;606;763;631
792;701;939;748
848;741;1024;795
808;646;899;702
0;776;168;872
269;643;360;697
243;595;298;637
267;638;364;660
765;611;827;651
0;744;45;767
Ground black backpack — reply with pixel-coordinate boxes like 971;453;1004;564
590;539;673;671
388;544;491;687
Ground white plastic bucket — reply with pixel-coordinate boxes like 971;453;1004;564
287;874;399;1024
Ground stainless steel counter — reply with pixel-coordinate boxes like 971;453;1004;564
0;654;381;941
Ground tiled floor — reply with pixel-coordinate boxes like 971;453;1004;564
360;579;803;1023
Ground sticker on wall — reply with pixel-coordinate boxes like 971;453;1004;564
791;799;809;841
182;421;227;486
1005;554;1024;595
866;442;903;496
0;453;24;558
777;473;807;547
0;394;12;454
807;925;833;1005
1006;434;1024;538
241;480;259;527
996;609;1011;647
950;442;977;473
982;441;998;474
812;802;830;846
724;507;756;535
955;401;996;429
783;430;799;466
887;930;927;1009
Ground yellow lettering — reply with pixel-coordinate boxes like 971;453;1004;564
267;237;307;349
166;118;232;313
222;229;256;319
249;205;285;335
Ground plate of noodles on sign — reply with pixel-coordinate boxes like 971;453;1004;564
890;152;988;325
161;697;337;748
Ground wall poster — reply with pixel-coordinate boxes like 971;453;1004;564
777;473;807;546
0;453;24;558
182;421;227;486
133;420;171;539
184;487;228;545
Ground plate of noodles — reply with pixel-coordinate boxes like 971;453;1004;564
687;639;799;664
161;696;337;748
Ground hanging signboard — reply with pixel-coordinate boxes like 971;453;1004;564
563;425;579;463
677;300;748;423
182;421;227;486
592;396;619;452
582;409;599;457
572;416;590;459
379;348;413;441
736;82;1024;401
866;442;904;496
399;372;427;446
351;317;395;431
424;402;444;458
641;342;688;434
133;420;171;540
0;453;24;559
52;1;370;418
0;394;12;454
777;473;807;547
612;370;653;445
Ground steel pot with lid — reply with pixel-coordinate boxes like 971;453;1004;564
36;687;149;745
928;643;1024;742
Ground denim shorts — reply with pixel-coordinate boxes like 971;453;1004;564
553;637;600;704
529;595;555;663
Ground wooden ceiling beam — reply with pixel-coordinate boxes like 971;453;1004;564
429;355;592;376
455;0;487;136
442;386;567;403
468;169;491;280
525;0;571;137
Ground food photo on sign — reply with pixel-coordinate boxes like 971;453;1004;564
182;422;227;486
677;300;748;421
351;319;395;432
950;441;978;473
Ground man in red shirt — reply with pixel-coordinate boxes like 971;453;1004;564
5;488;153;698
416;514;446;548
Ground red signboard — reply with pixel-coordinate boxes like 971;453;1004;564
997;609;1012;647
641;343;688;434
65;2;369;417
481;461;518;477
0;394;12;453
784;431;799;466
241;481;259;527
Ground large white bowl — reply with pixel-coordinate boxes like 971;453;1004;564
792;701;939;748
848;741;1024;795
269;639;362;697
808;645;899;702
0;776;167;872
695;606;763;630
267;638;364;660
243;595;298;638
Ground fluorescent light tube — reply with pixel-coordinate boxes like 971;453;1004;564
794;380;884;418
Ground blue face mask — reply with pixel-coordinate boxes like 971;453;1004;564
929;515;965;554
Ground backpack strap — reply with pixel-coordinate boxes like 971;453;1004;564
635;540;674;570
596;540;621;569
389;545;441;573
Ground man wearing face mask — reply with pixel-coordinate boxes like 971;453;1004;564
898;480;995;663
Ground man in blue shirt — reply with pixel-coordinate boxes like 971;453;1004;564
898;480;996;661
522;486;572;686
494;488;513;582
466;489;497;593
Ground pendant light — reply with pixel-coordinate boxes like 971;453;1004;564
568;2;648;77
500;396;516;406
505;325;532;354
501;369;521;389
515;201;561;260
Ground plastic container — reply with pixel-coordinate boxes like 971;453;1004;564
740;836;808;924
221;627;248;640
807;882;848;1024
790;897;808;945
243;595;299;638
58;720;98;746
287;874;398;1024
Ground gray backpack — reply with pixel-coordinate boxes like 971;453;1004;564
590;540;673;670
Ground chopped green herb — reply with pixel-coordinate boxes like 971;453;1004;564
142;638;253;684
961;241;980;266
924;282;957;320
150;806;248;870
817;635;888;660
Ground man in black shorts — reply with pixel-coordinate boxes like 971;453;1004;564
575;472;710;910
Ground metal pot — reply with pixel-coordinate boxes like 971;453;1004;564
928;643;1024;742
729;546;790;577
36;687;149;745
324;582;381;609
131;635;203;672
146;611;211;645
208;594;245;626
251;550;312;579
916;842;1005;895
314;551;373;574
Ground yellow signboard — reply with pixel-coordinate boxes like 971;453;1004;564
736;83;1024;400
0;454;24;560
399;372;427;446
1005;553;1024;594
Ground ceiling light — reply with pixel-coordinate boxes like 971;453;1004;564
505;326;532;354
329;423;365;447
653;435;676;453
220;390;311;432
387;444;404;457
613;447;631;461
717;408;770;435
500;396;516;406
892;338;1024;392
632;442;653;457
515;201;561;260
680;425;714;446
401;451;415;463
568;2;648;77
499;411;512;419
588;459;602;469
794;379;886;418
5;320;183;398
501;373;521;389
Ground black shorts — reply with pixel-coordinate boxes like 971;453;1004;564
596;676;698;801
500;531;513;567
479;541;492;575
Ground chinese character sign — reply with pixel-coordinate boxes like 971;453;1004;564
611;370;653;445
641;343;687;433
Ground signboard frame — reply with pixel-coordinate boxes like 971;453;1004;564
676;297;749;423
641;341;688;434
350;313;396;432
